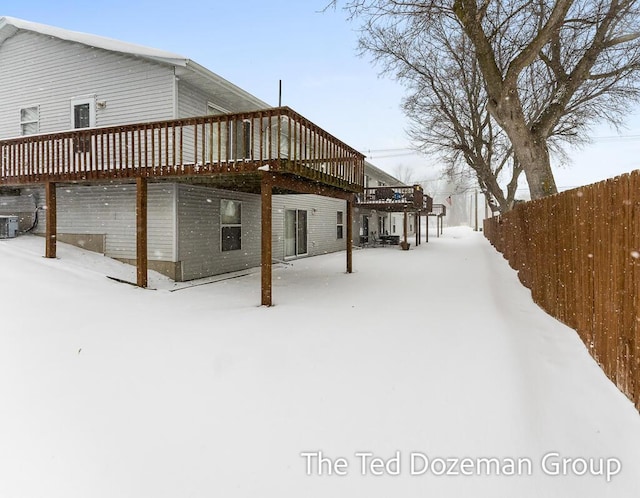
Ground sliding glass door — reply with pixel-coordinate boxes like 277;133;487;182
284;209;308;258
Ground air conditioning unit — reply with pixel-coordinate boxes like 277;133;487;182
0;215;19;239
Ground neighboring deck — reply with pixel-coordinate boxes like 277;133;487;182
0;106;364;194
357;185;433;213
356;185;435;248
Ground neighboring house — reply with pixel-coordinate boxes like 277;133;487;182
0;16;364;305
355;161;431;246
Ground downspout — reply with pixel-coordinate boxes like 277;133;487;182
172;69;180;279
172;67;178;119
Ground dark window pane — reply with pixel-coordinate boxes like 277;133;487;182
221;226;242;251
297;210;307;254
73;103;91;153
74;103;91;128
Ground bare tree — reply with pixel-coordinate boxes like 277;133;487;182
342;0;640;199
364;18;522;212
392;163;416;184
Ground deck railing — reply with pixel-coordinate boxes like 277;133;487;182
430;203;446;216
0;106;365;192
357;185;432;212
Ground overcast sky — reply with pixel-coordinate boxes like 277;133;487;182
5;0;640;196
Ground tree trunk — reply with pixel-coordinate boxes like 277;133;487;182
488;94;558;200
509;133;558;199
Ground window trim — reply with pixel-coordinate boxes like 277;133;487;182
220;199;242;252
70;96;96;129
337;210;344;240
207;101;231;115
19;105;40;136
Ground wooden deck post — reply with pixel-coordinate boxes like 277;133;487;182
45;181;57;259
136;177;148;288
415;212;420;246
403;210;408;246
261;173;273;306
346;195;353;273
426;215;429;243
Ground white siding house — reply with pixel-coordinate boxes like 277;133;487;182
0;16;354;281
354;161;416;244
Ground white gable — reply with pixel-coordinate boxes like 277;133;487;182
0;16;188;66
0;16;269;110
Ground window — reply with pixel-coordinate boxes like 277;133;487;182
221;199;242;251
240;120;252;159
337;211;344;239
20;106;39;136
223;119;252;161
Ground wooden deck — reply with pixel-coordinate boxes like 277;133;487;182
0;106;364;306
0;106;364;193
356;185;435;247
357;185;433;213
429;203;447;237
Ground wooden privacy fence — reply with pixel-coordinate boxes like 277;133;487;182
484;171;640;410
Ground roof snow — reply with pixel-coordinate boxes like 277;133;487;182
0;16;270;110
0;16;188;66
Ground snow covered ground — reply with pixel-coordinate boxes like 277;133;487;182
1;227;639;498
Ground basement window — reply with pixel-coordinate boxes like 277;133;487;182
337;211;344;239
20;106;39;135
221;199;242;251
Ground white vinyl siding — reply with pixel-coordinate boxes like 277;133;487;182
0;192;38;231
176;79;250;118
272;195;347;260
0;30;175;138
390;212;416;236
177;184;261;280
28;184;176;261
177;80;215;118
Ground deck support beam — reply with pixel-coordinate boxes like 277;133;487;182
45;181;57;259
261;173;273;306
415;212;420;246
346;196;353;273
426;215;429;243
403;210;408;247
136;177;148;288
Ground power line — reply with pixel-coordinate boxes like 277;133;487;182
591;134;640;142
360;132;640;155
361;147;414;153
366;152;419;159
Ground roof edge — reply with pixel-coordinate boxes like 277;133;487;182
0;15;189;66
184;60;271;110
